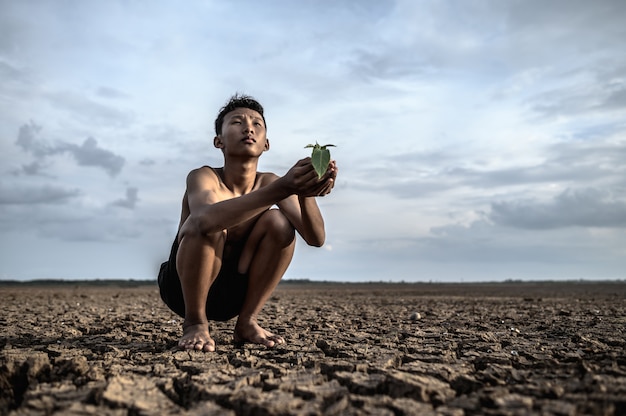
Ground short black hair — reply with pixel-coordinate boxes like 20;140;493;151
214;93;266;136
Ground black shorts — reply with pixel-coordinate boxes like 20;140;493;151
157;238;249;321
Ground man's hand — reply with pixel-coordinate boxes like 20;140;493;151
315;160;337;197
283;158;337;197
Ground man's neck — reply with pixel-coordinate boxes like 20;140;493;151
221;158;258;196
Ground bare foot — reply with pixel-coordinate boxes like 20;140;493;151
234;318;285;348
179;322;215;352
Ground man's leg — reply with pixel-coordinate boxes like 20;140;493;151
234;209;295;347
176;230;225;352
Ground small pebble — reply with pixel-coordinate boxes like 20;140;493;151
409;312;422;320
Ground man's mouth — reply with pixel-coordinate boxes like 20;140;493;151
242;136;256;143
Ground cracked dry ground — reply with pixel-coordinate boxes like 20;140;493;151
1;282;625;416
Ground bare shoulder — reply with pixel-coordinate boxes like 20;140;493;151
186;166;221;189
184;166;224;209
188;165;220;179
257;171;279;187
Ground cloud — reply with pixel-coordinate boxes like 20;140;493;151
604;84;626;110
60;137;125;177
44;90;134;127
16;122;51;157
19;161;45;176
347;136;626;202
139;159;155;166
96;86;129;99
530;78;626;119
15;122;126;177
0;59;31;84
11;161;51;177
549;139;626;173
348;48;434;82
0;184;80;205
489;187;626;229
37;218;142;242
111;187;139;209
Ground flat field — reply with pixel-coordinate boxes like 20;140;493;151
1;281;625;415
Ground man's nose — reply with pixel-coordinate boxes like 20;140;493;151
243;120;254;133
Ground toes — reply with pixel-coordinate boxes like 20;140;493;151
233;323;285;348
202;340;216;352
264;334;284;345
179;342;193;350
262;334;285;348
179;338;215;352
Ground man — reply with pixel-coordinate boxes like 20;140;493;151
158;94;338;352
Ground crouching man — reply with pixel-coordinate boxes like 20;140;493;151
158;94;338;352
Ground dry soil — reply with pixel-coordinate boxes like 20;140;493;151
1;281;625;415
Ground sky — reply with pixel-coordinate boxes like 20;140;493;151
1;0;625;282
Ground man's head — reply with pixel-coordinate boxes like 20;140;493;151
215;94;266;136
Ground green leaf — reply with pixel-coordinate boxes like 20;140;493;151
305;142;336;178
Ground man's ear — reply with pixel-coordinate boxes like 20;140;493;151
214;135;224;149
264;137;270;151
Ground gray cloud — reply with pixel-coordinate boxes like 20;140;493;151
461;139;626;190
530;79;626;119
16;122;51;157
349;137;626;200
505;0;626;48
346;1;626;83
38;218;142;242
0;184;80;205
11;161;52;177
15;122;126;177
19;161;43;176
603;83;626;111
0;59;31;84
489;187;626;229
45;90;134;127
447;162;614;190
348;48;435;82
349;225;587;266
139;159;156;166
96;86;129;99
549;139;626;170
111;187;139;209
60;137;125;177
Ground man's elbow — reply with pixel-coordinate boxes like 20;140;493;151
306;234;325;247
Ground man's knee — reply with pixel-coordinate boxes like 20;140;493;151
258;209;295;246
180;229;227;249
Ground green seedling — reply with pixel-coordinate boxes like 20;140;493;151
305;142;336;178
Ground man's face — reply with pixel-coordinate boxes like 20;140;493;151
215;108;269;154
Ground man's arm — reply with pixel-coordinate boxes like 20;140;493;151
180;168;290;238
278;195;326;247
181;159;332;239
277;160;337;247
